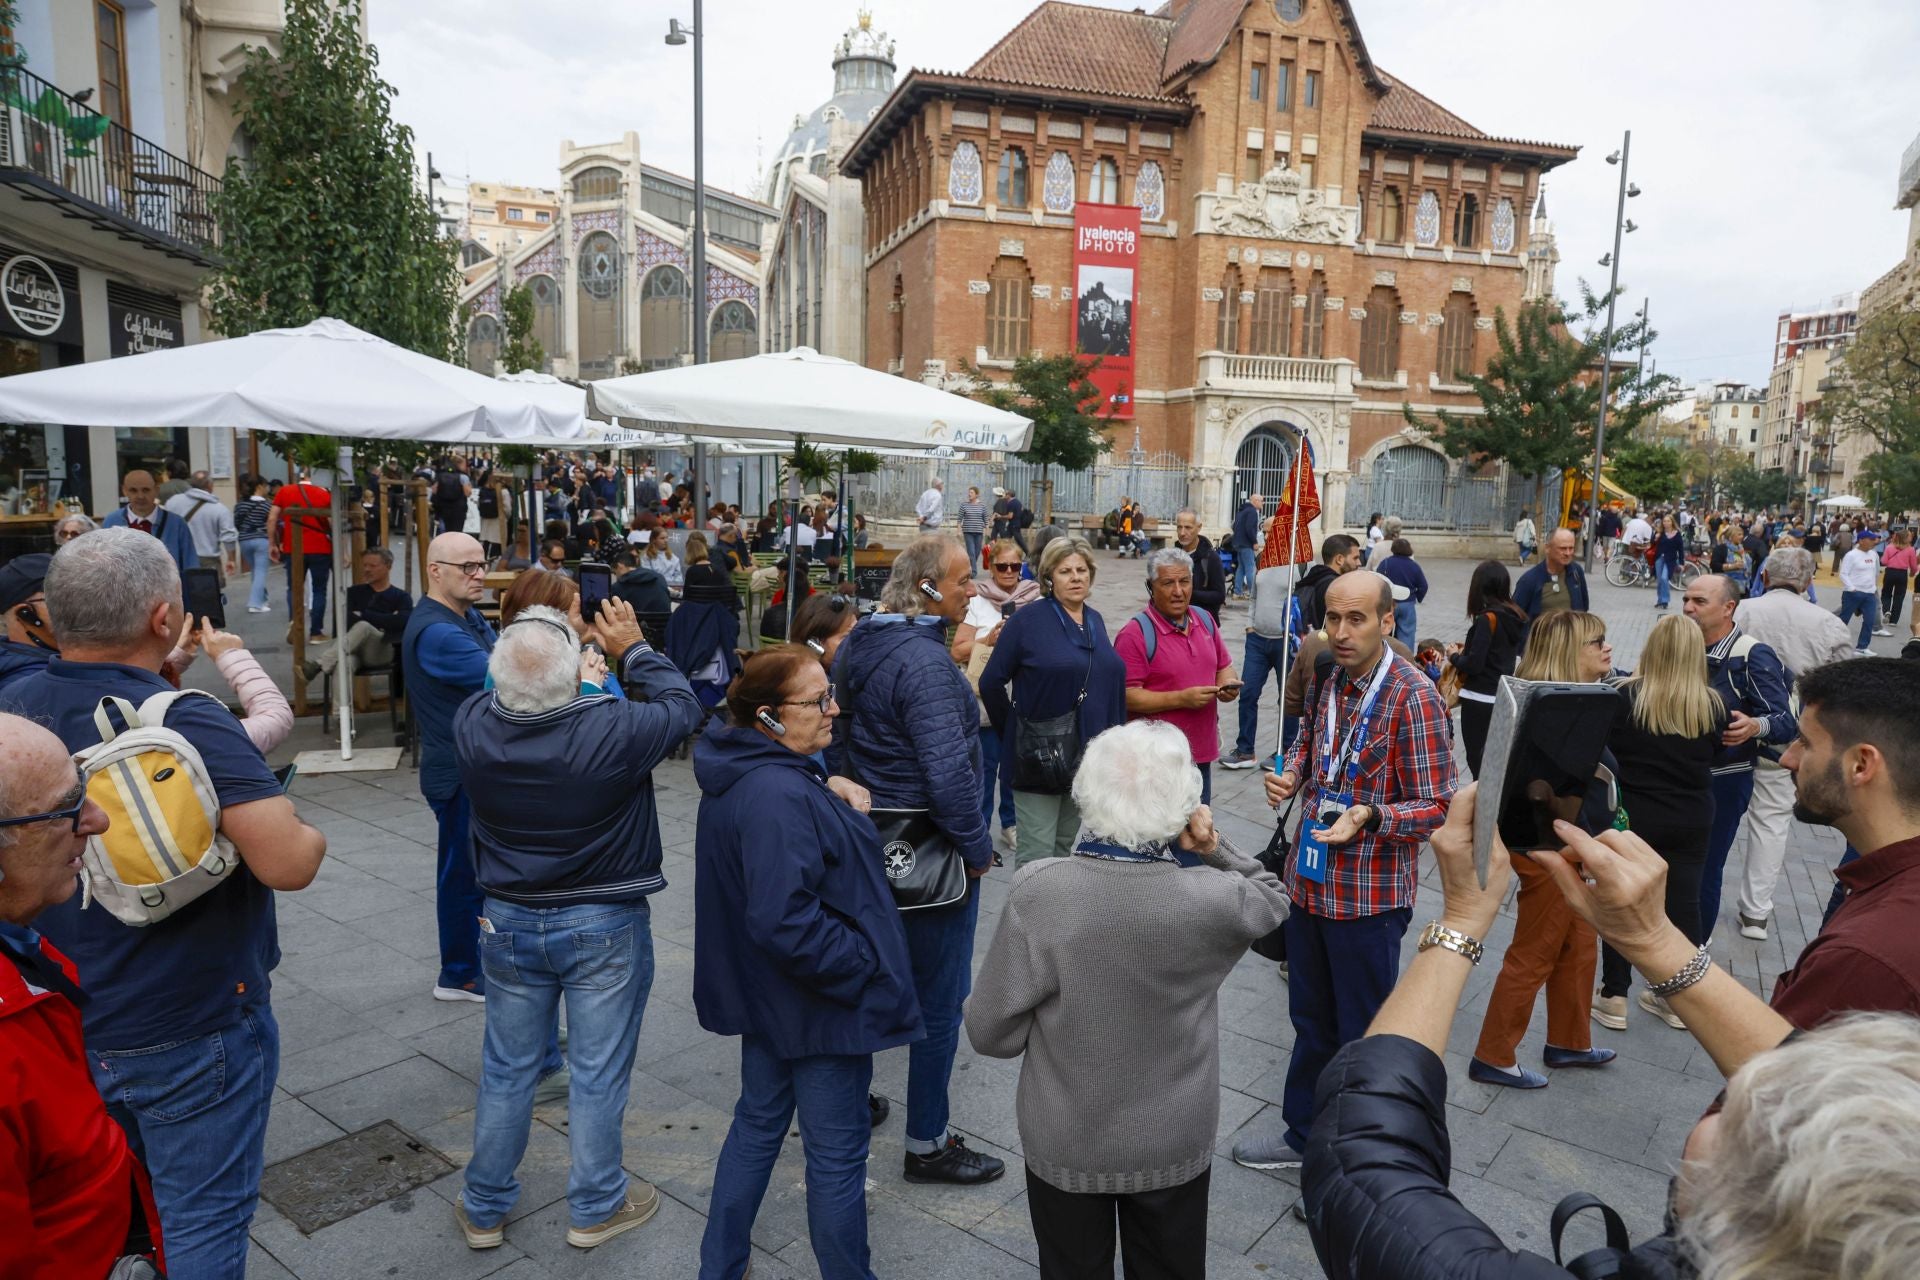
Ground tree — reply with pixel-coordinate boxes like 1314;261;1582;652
1405;284;1678;521
1818;308;1920;454
1682;433;1743;507
1608;440;1684;504
968;354;1111;523
1723;462;1791;512
500;283;545;375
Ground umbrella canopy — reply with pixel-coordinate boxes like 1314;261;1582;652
0;318;584;440
1819;494;1866;509
588;346;1032;453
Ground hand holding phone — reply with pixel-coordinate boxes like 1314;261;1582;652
1216;679;1243;703
577;560;613;623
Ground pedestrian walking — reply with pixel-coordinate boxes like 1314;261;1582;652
1114;548;1238;803
1512;508;1537;565
1838;529;1884;653
1446;560;1528;778
1513;529;1589;620
959;485;988;572
234;474;274;613
163;470;239;583
1882;529;1915;629
1374;538;1428;640
1231;493;1262;597
1653;514;1685;610
915;477;945;533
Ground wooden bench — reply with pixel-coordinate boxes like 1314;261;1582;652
1079;515;1169;552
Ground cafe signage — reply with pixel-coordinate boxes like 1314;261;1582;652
1;255;65;338
107;282;185;358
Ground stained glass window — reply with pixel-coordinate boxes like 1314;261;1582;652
642;265;689;370
711;300;757;362
573;166;620;203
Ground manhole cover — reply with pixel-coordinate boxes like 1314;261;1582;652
260;1120;455;1234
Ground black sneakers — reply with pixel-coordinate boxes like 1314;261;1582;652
903;1135;1005;1184
868;1093;889;1128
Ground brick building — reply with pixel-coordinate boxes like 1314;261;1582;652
839;0;1576;531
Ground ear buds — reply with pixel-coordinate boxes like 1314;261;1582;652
918;580;944;603
756;708;787;736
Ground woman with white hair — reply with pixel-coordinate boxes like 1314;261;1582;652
966;720;1289;1278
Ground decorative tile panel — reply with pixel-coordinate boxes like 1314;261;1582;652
1043;151;1075;213
1383;159;1410;175
1000;237;1026;256
1462;166;1488;182
1093;124;1127;143
634;223;688;274
707;266;757;304
1002;116;1035;134
1047;120;1082;139
1201;287;1224;302
1489;198;1517;253
513;241;560;283
1031;285;1052;299
1413;190;1441;247
953;109;990;129
572;208;619;247
1134;160;1165;222
1374;270;1397;286
472;283;499;316
1141;130;1172;148
949;142;983;205
1451;276;1474;293
967;280;991;295
1474;317;1495;330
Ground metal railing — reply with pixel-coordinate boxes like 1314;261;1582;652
1343;470;1560;535
0;65;221;262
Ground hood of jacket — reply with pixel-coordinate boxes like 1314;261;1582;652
695;720;824;796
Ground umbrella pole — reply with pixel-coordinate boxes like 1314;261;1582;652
335;444;354;760
787;436;802;631
836;453;847;586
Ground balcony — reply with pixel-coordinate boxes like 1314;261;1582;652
0;66;220;265
1811;458;1837;475
1196;351;1355;398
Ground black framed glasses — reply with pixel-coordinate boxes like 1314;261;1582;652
432;560;488;577
0;772;88;835
782;687;837;714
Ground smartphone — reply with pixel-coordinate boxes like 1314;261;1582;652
182;567;226;630
1000;600;1018;620
577;561;612;623
1473;679;1621;882
273;762;298;790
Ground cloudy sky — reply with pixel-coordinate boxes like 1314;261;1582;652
370;0;1920;388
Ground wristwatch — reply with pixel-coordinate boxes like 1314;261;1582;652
1416;921;1485;965
1359;804;1384;833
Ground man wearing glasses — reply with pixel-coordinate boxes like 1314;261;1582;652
0;553;56;694
0;712;165;1277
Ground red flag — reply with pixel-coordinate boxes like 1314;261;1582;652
1260;442;1319;568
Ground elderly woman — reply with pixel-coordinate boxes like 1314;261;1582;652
694;647;923;1280
956;538;1042;853
966;721;1289;1278
979;535;1128;864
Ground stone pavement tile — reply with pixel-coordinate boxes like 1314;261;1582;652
274;902;370;963
271;987;373;1055
248;1193;531;1279
361;991;485;1041
1216;981;1291;1050
646;1030;765;1114
263;1092;347;1165
349;898;444;959
419;1111;574;1227
246;1241;297;1279
1484;1129;1670;1243
463;1261;559;1280
279;1026;419;1096
633;989;710;1066
278;938;439;1013
408;1013;486;1084
1443;1100;1515;1178
1205;1153;1291;1253
866;1125;1025;1232
651;935;698;1002
1219;1230;1322;1280
1218;1026;1289;1094
302;861;437;928
969;1188;1039;1267
509;1179;797;1278
336;849;441;896
1486;1051;1717;1173
1214;1099;1295;1165
1446;1170;1569;1259
774;1186;1036;1279
302;1054;478;1136
369;810;445;847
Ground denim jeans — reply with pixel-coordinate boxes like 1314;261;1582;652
241;537;271;610
429;788;484;989
1393;600;1417;643
700;1036;876;1280
978;728;1016;831
1198;761;1212;805
963;530;984;574
1234;632;1287;756
1655;557;1673;607
1701;770;1756;940
90;1005;279;1280
1233;547;1256;596
286;555;331;633
464;898;653;1229
900;878;982;1147
1838;590;1880;648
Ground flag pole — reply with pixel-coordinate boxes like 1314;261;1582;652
1270;434;1309;767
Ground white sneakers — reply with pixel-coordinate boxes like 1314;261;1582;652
1737;913;1769;941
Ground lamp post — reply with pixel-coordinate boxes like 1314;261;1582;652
666;6;708;513
1583;131;1641;571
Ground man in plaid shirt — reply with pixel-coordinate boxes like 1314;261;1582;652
1232;572;1457;1169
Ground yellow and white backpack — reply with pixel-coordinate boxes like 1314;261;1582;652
77;691;238;927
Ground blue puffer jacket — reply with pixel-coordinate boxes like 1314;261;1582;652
829;614;991;870
0;640;53;695
693;722;924;1058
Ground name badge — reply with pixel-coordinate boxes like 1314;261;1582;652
1296;788;1352;884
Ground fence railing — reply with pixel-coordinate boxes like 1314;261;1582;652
1342;470;1561;535
847;453;1193;524
0;65;222;262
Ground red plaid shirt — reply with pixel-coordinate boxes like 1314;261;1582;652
1280;651;1456;919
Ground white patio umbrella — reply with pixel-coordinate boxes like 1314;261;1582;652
0;318;589;760
1819;494;1866;509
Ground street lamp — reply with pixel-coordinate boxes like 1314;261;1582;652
1583;129;1641;571
665;4;709;506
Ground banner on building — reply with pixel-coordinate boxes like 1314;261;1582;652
1071;203;1139;421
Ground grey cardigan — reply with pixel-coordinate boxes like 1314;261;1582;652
963;839;1289;1194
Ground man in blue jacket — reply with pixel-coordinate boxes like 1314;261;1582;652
449;597;701;1251
1513;527;1589;620
100;469;198;574
0;554;56;693
830;536;1003;1186
1685;574;1796;949
1232;492;1263;598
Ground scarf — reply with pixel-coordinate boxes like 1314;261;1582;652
973;576;1042;609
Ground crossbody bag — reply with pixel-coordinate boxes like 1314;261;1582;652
1008;601;1095;795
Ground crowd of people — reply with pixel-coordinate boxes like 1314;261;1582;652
6;464;1920;1280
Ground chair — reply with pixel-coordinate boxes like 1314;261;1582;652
320;655;410;763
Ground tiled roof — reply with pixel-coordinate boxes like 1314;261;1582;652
1162;0;1245;82
1367;70;1577;156
966;2;1183;105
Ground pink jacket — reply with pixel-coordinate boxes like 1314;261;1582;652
213;648;294;752
1882;544;1919;574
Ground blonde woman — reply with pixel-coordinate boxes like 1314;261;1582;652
955;539;1043;852
1595;615;1728;1031
641;527;684;590
978;536;1128;864
1468;610;1618;1088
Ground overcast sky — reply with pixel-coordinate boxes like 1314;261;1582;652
371;0;1920;388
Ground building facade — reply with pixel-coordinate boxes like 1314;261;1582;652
1;0;283;516
839;0;1576;531
457;132;775;380
1773;293;1859;368
459;180;559;258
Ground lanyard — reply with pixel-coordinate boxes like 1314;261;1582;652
1318;654;1393;788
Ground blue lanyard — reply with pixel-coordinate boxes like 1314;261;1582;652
1318;655;1393;787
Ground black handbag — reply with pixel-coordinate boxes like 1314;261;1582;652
840;648;971;912
1009;613;1095;795
1249;795;1295;963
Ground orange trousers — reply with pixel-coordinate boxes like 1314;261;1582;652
1473;856;1597;1067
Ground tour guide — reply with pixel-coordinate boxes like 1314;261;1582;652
1232;571;1456;1170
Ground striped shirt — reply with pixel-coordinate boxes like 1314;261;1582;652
234;495;271;541
959;499;988;534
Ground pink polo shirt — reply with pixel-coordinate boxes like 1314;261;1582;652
1113;605;1234;764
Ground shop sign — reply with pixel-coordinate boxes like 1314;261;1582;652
1;255;65;338
110;301;182;357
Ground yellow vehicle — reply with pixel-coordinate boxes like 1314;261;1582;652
1558;468;1639;530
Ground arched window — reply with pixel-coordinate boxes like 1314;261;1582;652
710;300;757;362
575;231;623;379
1359;285;1400;381
987;256;1031;360
1453;193;1479;248
1302;272;1326;358
1089;157;1119;203
1372;444;1449;525
525;273;561;370
1438;293;1477;381
641;265;688;371
996;147;1029;209
467;314;501;376
1251;267;1291;356
1379;186;1403;243
1216;265;1241;353
572;166;620;203
1234;425;1298;514
1043;151;1075;213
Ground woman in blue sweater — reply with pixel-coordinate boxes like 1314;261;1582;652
1653;514;1686;610
979;536;1128;865
1374;537;1429;641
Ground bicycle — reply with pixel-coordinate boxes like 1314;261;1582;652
1605;547;1653;588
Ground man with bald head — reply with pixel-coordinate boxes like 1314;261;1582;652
100;468;198;573
1233;570;1457;1171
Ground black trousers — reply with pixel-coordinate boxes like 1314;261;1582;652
1026;1167;1209;1280
1600;822;1709;996
1883;568;1910;626
1459;696;1494;779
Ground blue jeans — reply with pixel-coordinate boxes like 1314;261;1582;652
464;898;652;1228
1235;632;1287;756
1393;600;1417;642
963;531;984;574
1701;770;1756;940
91;1005;279;1280
286;555;330;633
701;1036;876;1280
240;537;271;610
1655;557;1673;607
1281;906;1412;1151
900;878;982;1146
429;788;484;989
1233;547;1256;596
979;728;1016;830
1198;761;1212;805
1838;590;1879;648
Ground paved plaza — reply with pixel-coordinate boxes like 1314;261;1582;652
207;550;1877;1279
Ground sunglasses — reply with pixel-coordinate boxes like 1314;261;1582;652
992;561;1023;572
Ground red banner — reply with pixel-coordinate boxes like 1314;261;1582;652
1072;203;1139;420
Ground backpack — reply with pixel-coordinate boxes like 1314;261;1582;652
434;470;465;507
476;475;499;519
75;690;240;927
1127;606;1216;663
1017;506;1035;530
